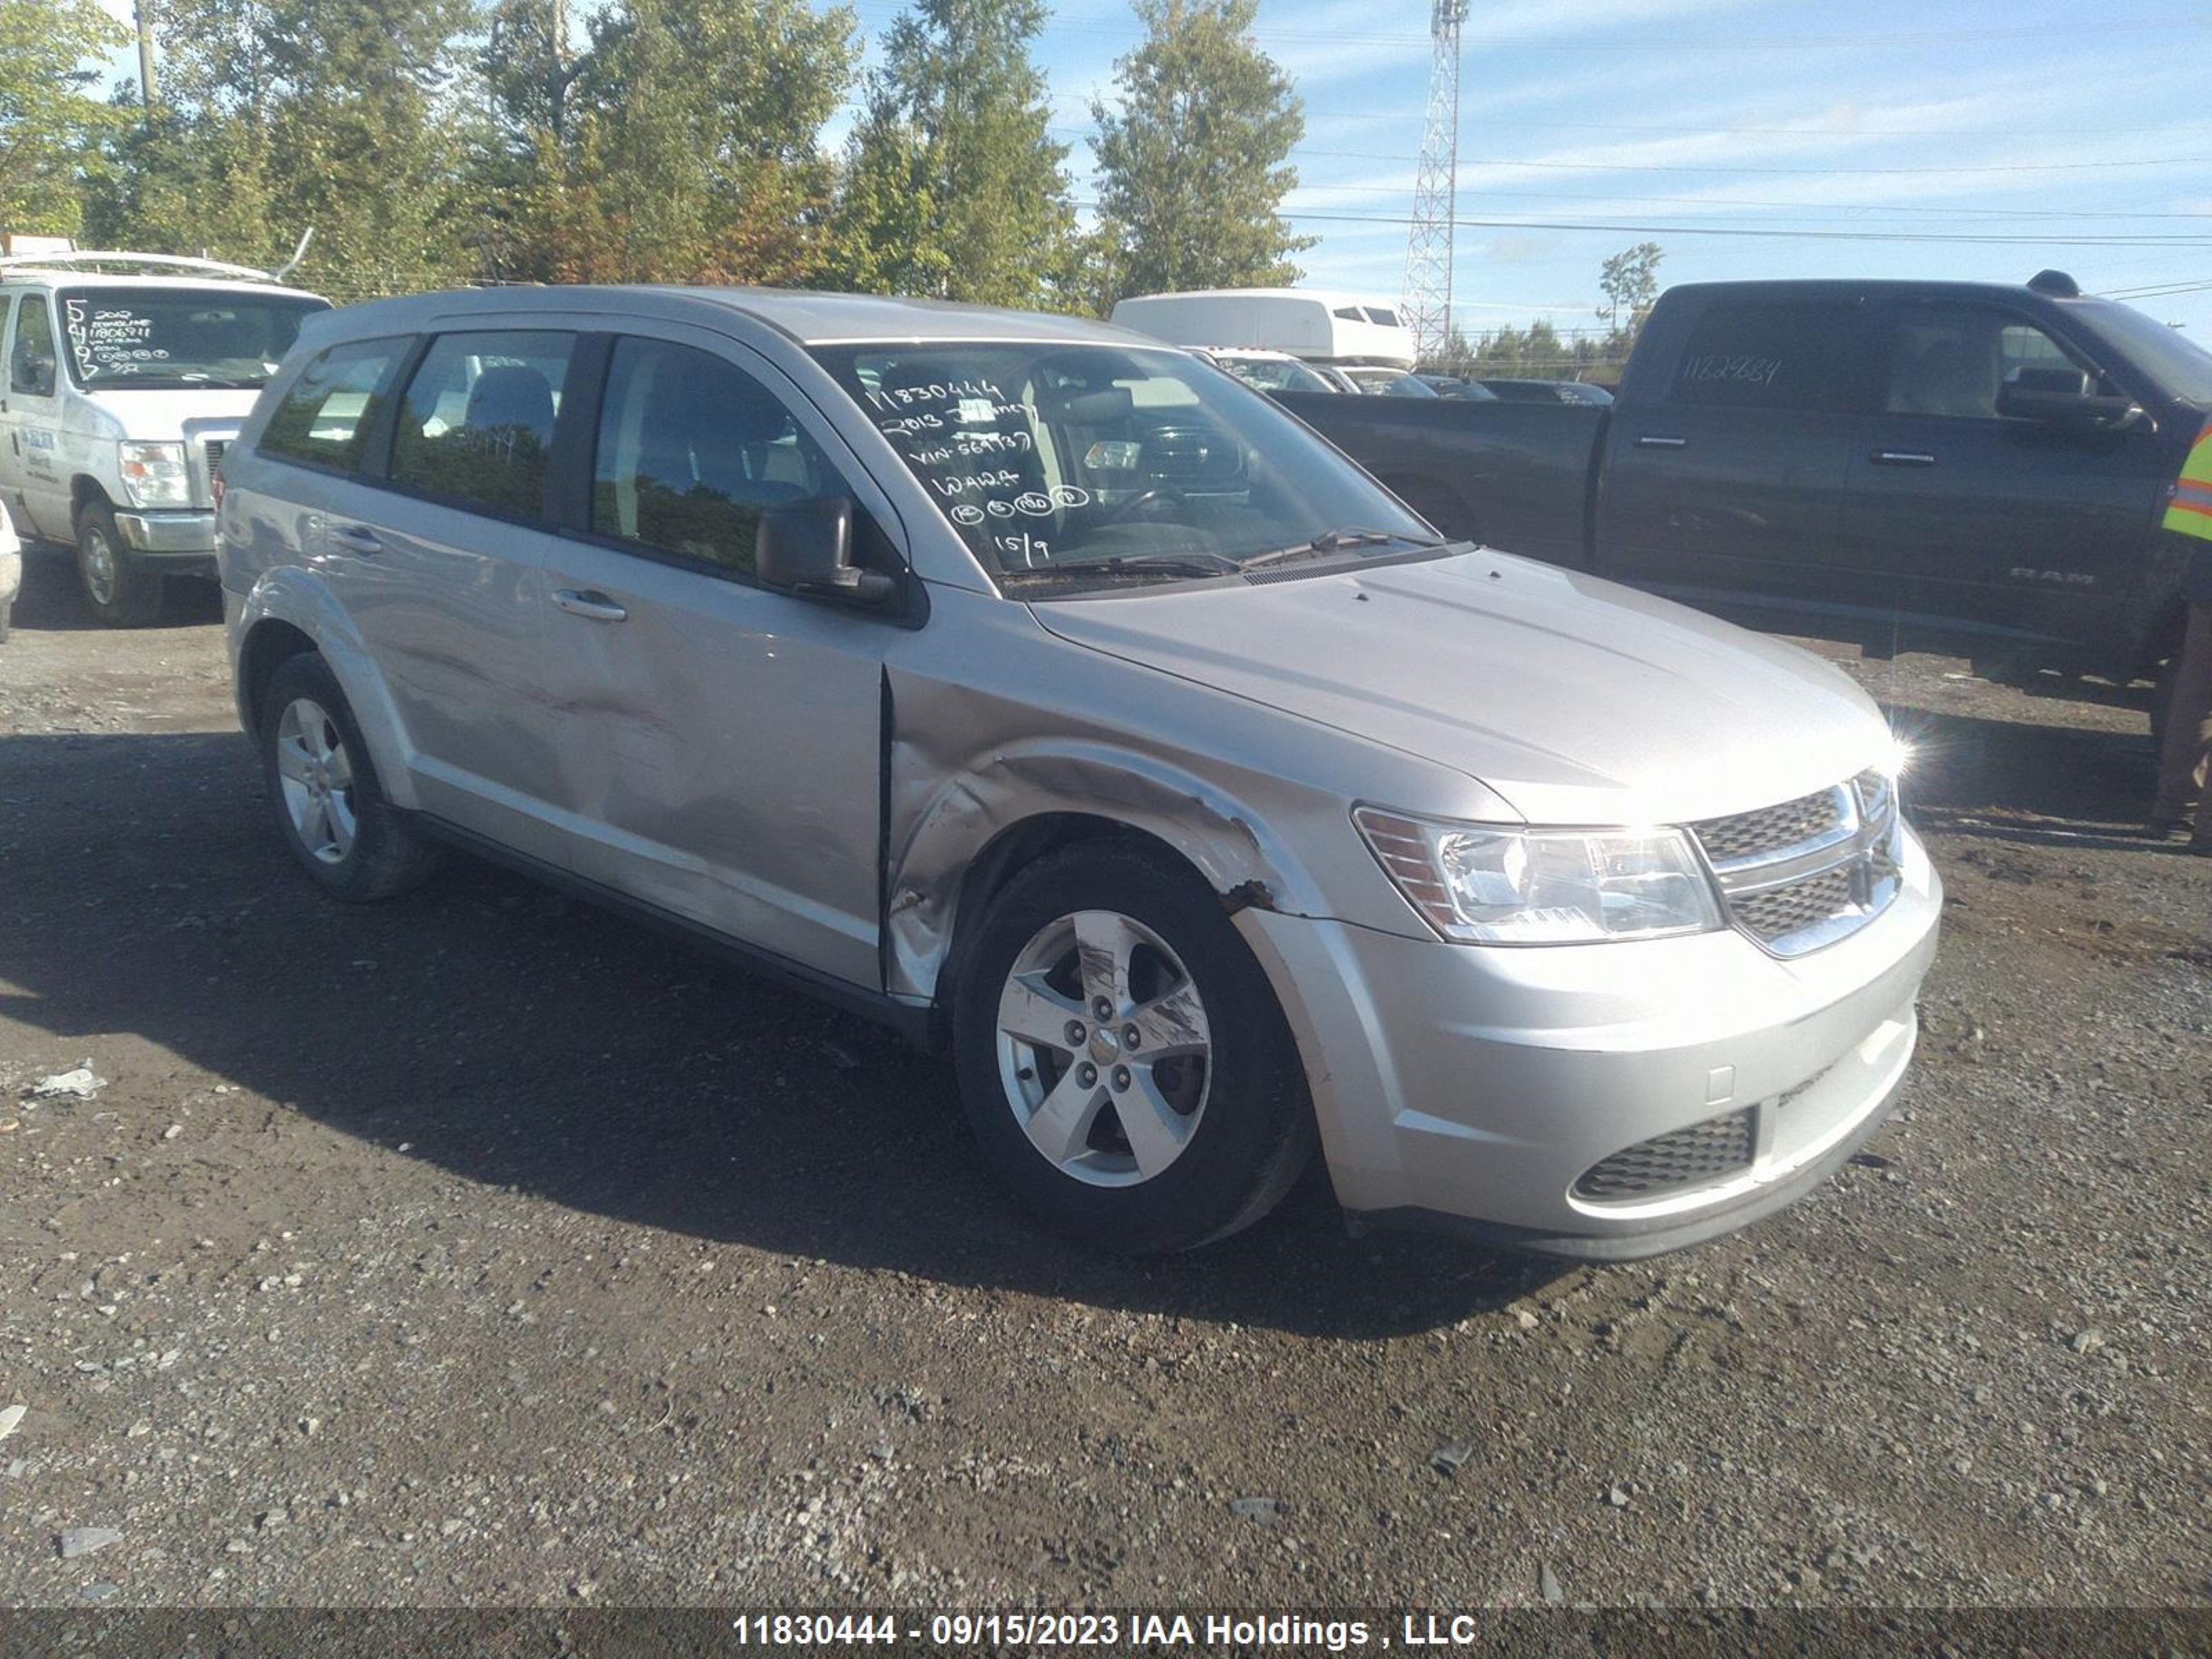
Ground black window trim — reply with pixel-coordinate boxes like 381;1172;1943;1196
253;333;415;482
371;326;585;529
554;329;926;626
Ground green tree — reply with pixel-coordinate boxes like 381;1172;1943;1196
1087;0;1309;310
0;0;126;236
830;0;1075;308
1598;241;1665;342
480;0;855;286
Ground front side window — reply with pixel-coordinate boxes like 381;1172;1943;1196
258;339;404;471
591;338;843;577
388;331;577;520
1883;306;2099;420
56;288;328;390
809;341;1434;590
1674;303;1859;413
10;295;57;396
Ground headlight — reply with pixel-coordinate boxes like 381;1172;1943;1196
118;441;190;508
1355;807;1724;945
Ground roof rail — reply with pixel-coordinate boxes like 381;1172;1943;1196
0;230;315;286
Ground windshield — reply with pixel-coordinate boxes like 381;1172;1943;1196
809;341;1437;589
2079;299;2212;406
58;287;330;390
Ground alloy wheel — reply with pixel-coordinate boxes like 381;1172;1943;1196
273;697;358;864
994;909;1212;1188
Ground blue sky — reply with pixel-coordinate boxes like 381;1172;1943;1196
97;0;2212;339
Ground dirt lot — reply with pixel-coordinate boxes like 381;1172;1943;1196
1;545;2206;1612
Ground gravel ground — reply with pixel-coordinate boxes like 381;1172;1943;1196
0;547;2206;1612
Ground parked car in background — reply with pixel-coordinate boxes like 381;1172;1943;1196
0;249;330;625
1341;366;1440;397
1110;288;1416;370
0;497;19;641
1478;377;1615;406
219;285;1938;1260
1196;346;1344;395
1281;274;2212;731
1417;374;1499;401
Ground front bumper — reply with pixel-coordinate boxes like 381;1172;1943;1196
113;509;218;559
1237;830;1942;1259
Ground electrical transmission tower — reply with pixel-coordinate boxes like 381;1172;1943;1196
1403;0;1467;365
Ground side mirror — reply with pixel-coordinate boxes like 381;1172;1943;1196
1996;367;2146;431
756;497;897;607
17;355;55;397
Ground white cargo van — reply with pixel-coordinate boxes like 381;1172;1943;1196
1110;289;1417;370
0;252;330;624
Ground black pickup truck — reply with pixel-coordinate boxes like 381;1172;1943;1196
1278;273;2212;723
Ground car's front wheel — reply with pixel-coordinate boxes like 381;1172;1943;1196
259;652;442;901
953;842;1315;1253
73;502;165;627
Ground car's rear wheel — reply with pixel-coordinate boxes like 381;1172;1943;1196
952;842;1314;1253
73;502;165;627
259;653;442;901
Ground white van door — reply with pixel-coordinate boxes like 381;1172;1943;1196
2;292;72;537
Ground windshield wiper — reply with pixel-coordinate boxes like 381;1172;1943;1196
1001;552;1241;585
1238;527;1443;571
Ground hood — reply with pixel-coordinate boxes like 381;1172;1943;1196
1028;551;1893;826
75;386;262;442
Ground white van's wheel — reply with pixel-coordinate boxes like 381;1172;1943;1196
259;653;442;901
73;503;165;627
953;843;1314;1253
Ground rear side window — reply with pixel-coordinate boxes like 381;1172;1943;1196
1672;303;1858;413
590;337;841;577
388;330;577;521
258;339;403;471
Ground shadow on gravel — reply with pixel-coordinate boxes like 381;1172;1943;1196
1882;703;2161;833
12;543;225;632
0;731;1555;1339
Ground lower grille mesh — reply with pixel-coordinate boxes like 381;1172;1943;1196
1733;866;1857;944
1573;1108;1756;1202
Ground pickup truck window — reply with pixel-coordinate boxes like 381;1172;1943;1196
2083;299;2212;404
809;341;1431;588
1884;307;2088;420
1673;302;1857;413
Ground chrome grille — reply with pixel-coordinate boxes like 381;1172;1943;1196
1692;787;1842;864
1690;769;1902;957
1573;1108;1756;1202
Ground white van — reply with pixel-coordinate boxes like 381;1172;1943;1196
0;252;330;624
1110;289;1417;370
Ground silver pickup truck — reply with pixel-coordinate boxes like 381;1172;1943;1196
216;285;1940;1258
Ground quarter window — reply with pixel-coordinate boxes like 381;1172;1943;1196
10;296;57;397
388;331;577;520
257;339;403;471
590;337;841;577
1673;303;1859;413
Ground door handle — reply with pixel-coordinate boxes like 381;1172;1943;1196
328;524;382;554
552;588;628;623
1872;450;1937;467
1635;435;1688;449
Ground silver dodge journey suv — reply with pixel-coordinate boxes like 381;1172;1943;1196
218;287;1941;1257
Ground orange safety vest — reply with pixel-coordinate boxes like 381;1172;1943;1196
2167;420;2212;541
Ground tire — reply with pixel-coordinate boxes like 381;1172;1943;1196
258;652;442;901
951;841;1315;1253
0;597;10;644
73;501;165;627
